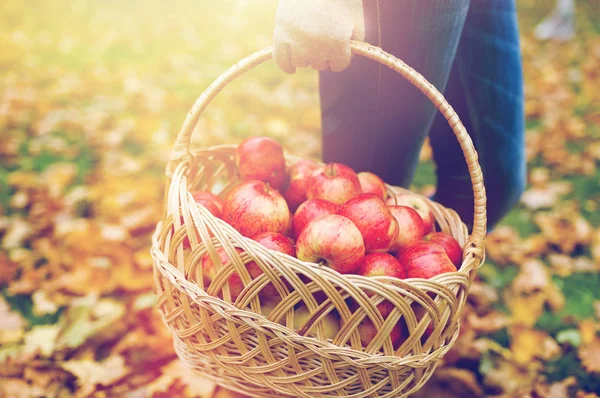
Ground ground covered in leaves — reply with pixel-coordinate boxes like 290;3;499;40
1;0;599;397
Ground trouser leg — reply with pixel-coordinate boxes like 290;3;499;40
319;0;471;188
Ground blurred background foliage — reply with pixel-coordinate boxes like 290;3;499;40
1;0;600;396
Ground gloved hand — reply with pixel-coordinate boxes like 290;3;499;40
273;0;365;74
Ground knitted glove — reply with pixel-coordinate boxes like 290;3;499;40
534;0;575;41
273;0;365;74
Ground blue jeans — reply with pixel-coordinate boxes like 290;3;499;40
319;0;526;231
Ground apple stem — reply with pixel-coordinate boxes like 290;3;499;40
264;182;271;194
326;163;336;177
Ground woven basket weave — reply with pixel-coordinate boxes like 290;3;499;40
151;41;487;398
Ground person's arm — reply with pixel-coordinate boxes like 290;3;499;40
273;0;365;74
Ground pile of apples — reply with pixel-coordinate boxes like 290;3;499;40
186;137;463;349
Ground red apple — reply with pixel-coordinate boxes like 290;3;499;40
306;163;361;205
424;232;463;268
202;247;245;301
357;319;404;350
296;214;365;274
247;232;296;300
358;172;387;199
411;303;434;342
338;193;399;253
223;180;290;238
293;305;340;340
260;300;285;326
283;211;293;237
292;199;339;239
191;190;224;217
236;136;286;189
388;205;426;253
386;193;434;234
182;191;224;249
397;241;457;279
283;159;320;212
357;253;405;318
358;252;406;279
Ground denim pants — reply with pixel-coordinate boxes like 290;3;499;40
319;0;526;230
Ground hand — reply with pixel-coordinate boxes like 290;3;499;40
273;0;365;74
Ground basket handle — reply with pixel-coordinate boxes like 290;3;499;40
167;41;487;256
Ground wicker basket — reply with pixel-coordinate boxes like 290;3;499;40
151;41;487;398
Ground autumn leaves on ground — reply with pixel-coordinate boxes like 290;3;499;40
0;0;599;397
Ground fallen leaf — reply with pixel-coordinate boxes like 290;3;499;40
534;209;593;254
0;251;20;285
546;281;566;313
147;360;216;398
467;281;499;311
467;312;508;334
23;325;60;357
482;357;538;396
579;337;600;374
1;218;32;249
41;163;77;198
32;290;59;316
528;167;550;187
61;355;130;396
577;392;600;398
535;376;577;398
510;326;561;364
512;259;550;294
56;296;125;349
212;386;251;398
592;229;600;263
556;329;582;347
506;291;547;327
22;365;73;396
0;296;26;345
410;367;484;398
0;378;34;398
579;319;599;345
520;181;571;210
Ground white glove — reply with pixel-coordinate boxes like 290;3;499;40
273;0;365;74
534;0;575;41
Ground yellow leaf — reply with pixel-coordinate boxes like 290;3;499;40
546;282;566;313
506;292;546;327
41;163;76;198
61;355;129;396
23;325;60;357
592;229;600;263
0;296;26;345
579;319;599;345
510;326;560;365
579;337;600;374
411;367;484;398
148;360;216;398
1;218;32;250
528;167;550;187
520;181;571;210
0;378;34;398
467;311;508;333
482;357;537;396
0;251;19;285
56;296;125;349
536;377;577;398
32;290;59;316
213;386;251;398
512;259;550;294
146;372;176;395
